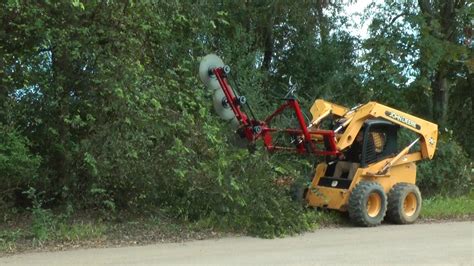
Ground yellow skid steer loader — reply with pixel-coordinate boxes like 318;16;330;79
199;54;438;226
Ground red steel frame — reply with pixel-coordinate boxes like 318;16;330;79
213;67;339;156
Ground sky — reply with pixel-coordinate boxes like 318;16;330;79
343;0;384;40
342;0;420;85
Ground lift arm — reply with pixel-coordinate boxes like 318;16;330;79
377;137;420;174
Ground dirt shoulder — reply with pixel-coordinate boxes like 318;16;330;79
1;212;472;257
0;212;233;256
1;221;472;265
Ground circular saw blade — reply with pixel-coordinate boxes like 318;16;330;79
212;89;236;120
207;78;222;92
199;54;225;89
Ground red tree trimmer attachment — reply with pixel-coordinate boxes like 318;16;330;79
199;54;339;156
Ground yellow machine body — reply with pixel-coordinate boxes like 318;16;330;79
305;100;438;212
306;161;416;211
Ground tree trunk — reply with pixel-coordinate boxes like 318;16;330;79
315;0;329;44
51;48;71;193
469;73;474;114
261;13;274;71
432;70;449;127
418;0;461;127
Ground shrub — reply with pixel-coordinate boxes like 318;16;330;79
198;150;318;238
0;124;40;212
417;131;473;196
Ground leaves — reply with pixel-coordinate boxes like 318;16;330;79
0;0;471;238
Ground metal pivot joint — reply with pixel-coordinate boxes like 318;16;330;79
223;65;231;75
236;96;246;106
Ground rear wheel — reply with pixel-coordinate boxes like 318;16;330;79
348;181;387;227
387;183;422;224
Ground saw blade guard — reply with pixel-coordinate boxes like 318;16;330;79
212;89;236;121
199;54;224;91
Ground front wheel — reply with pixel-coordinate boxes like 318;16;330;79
290;182;308;204
348;181;387;227
386;183;422;224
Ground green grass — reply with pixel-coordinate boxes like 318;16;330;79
1;192;473;254
0;221;106;253
0;229;25;253
421;191;474;219
308;210;349;227
55;222;106;242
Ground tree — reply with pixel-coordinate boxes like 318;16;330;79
417;0;470;127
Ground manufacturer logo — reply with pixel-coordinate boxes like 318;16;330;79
385;111;421;130
428;137;435;145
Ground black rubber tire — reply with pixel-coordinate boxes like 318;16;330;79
348;181;387;227
290;171;314;204
386;183;422;224
290;183;307;204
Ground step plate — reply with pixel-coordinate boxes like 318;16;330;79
318;177;352;189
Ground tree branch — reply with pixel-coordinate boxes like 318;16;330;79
388;12;410;28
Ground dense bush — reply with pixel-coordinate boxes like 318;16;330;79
0;125;40;211
0;1;472;238
417;132;473;196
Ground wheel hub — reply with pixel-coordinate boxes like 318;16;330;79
367;192;382;217
403;192;417;217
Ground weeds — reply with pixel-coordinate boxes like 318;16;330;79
55;223;106;242
0;229;24;253
421;191;474;219
23;187;55;243
0;188;107;254
1;189;472;254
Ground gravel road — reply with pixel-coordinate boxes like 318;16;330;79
1;221;472;265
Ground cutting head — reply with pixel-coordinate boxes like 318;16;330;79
207;78;222;92
199;54;225;90
212;89;236;120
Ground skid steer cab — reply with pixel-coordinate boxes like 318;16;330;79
199;54;438;227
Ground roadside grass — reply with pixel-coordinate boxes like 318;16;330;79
0;229;24;253
0;212;220;255
2;192;473;254
308;209;350;228
421;191;474;219
55;222;107;242
0;220;107;253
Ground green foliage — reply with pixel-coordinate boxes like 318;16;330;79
16;187;105;245
23;187;55;241
55;222;106;242
0;125;40;211
0;0;472;239
448;73;474;158
211;154;318;237
0;229;24;252
0;125;40;182
417;132;473;196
